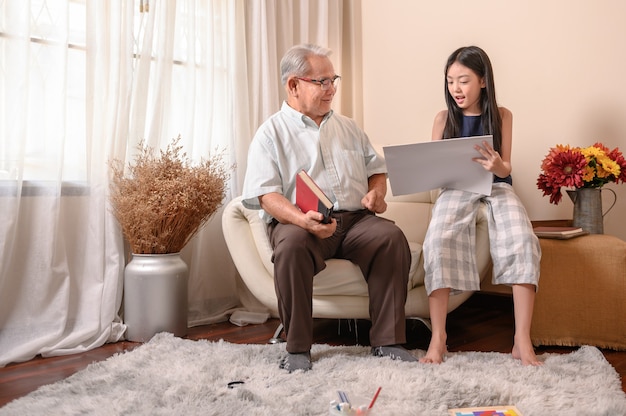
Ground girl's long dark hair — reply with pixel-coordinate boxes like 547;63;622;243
442;46;502;153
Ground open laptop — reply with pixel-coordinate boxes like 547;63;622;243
382;135;493;196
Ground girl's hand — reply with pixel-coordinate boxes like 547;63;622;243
473;140;509;178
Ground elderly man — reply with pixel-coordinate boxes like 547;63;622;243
242;44;416;372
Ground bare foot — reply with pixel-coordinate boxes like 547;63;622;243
419;333;447;364
512;336;542;366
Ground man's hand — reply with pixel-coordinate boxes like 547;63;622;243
362;173;388;213
302;211;336;239
259;192;336;239
361;190;387;214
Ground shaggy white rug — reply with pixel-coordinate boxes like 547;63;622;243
2;333;625;415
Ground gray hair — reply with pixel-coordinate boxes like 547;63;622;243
280;44;332;85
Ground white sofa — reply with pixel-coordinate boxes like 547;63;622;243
221;185;492;328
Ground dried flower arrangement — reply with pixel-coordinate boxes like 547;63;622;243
109;136;230;254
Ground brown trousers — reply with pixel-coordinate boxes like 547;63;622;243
268;210;410;353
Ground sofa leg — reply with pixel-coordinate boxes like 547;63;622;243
408;317;432;332
268;323;285;344
337;319;360;344
268;319;362;344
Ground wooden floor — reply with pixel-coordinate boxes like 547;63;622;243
1;293;624;407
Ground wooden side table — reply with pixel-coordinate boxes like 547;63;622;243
530;234;626;351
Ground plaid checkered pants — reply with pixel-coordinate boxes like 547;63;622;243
423;183;541;295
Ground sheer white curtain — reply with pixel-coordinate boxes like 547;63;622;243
0;1;128;366
0;0;360;366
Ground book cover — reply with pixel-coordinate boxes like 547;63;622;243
533;226;588;239
295;170;333;224
448;405;523;416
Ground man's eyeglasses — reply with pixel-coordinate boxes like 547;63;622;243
296;75;341;91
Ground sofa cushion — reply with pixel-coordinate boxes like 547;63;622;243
312;241;423;296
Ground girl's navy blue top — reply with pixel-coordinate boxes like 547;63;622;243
458;115;512;185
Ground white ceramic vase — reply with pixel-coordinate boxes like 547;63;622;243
123;252;188;342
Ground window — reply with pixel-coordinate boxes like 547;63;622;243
0;0;87;181
1;0;231;183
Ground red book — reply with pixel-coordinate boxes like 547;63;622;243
295;170;333;224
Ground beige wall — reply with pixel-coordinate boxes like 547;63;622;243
361;0;626;240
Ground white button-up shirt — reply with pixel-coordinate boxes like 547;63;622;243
242;102;387;222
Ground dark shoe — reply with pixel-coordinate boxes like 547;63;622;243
372;345;418;362
279;351;312;372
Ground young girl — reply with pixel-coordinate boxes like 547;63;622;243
420;46;542;366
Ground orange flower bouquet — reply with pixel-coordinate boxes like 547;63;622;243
537;142;626;205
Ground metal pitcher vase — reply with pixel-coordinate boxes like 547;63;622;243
566;188;617;234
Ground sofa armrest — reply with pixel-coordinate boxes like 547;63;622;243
222;196;276;309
